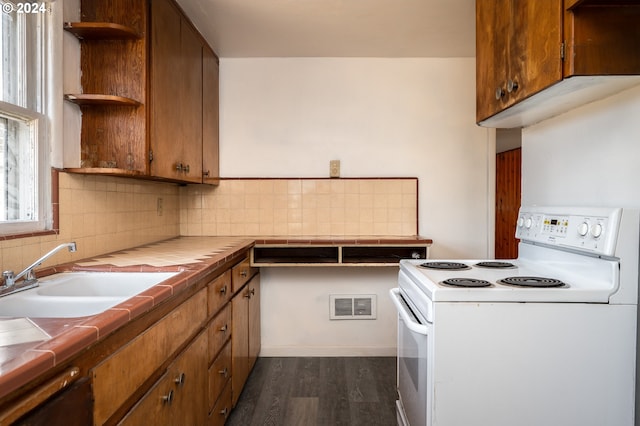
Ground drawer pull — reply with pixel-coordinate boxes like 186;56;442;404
240;270;248;277
219;285;227;295
162;389;174;405
218;367;228;378
220;324;228;333
174;372;186;386
220;407;228;417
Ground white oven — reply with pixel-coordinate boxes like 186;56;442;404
390;287;431;426
391;206;640;426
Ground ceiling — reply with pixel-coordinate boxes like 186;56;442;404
176;0;476;58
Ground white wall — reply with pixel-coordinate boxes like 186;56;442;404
219;58;493;356
522;84;640;208
220;58;494;258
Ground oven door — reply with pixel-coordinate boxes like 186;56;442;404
390;288;432;426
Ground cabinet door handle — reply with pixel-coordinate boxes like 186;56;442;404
174;372;186;387
218;367;228;378
220;324;228;333
220;407;228;417
240;270;248;277
162;389;174;405
507;79;519;93
495;86;505;100
175;162;184;172
203;170;210;177
250;288;255;296
184;164;190;173
219;285;227;295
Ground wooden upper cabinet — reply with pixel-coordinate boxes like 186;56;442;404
203;45;221;184
64;0;219;184
476;0;640;128
476;0;563;124
150;0;203;183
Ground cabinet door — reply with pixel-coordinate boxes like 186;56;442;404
150;0;182;180
150;0;203;183
476;0;562;122
178;21;204;183
202;45;220;184
508;0;562;103
476;0;511;122
231;288;250;407
119;331;208;426
248;275;261;371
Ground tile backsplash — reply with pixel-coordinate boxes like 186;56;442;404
1;176;417;275
0;173;180;274
180;178;418;237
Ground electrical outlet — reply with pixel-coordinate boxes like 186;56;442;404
330;160;340;178
157;197;163;216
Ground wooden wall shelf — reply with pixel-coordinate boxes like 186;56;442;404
64;94;141;107
64;22;141;39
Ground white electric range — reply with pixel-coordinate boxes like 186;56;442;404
390;206;640;426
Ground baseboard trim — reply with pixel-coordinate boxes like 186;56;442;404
259;346;397;357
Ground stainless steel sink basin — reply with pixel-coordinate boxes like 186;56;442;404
0;272;178;318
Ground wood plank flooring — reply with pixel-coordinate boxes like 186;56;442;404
227;357;398;426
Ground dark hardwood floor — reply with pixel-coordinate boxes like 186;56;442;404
227;357;398;426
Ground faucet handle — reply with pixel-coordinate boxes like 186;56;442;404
3;271;15;287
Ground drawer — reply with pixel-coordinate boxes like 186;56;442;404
209;380;232;426
208;340;231;413
93;289;207;425
207;270;231;317
208;303;231;361
231;257;258;293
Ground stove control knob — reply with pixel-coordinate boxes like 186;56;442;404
578;221;589;237
517;217;525;228
590;223;603;238
524;217;533;229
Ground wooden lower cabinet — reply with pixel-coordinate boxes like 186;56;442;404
92;289;207;424
208;341;232;414
209;382;232;425
231;273;261;406
119;331;208;425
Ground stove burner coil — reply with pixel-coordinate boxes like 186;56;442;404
499;276;566;288
441;278;492;288
419;262;470;270
475;261;516;269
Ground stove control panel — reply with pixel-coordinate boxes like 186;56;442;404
515;206;622;256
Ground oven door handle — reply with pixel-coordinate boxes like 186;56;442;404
389;288;430;335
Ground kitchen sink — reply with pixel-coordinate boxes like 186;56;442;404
0;272;179;318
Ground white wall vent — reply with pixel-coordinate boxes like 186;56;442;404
329;294;377;320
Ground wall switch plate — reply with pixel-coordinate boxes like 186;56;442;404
330;160;340;178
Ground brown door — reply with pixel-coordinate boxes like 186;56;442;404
495;148;521;259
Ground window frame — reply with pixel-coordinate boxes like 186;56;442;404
0;1;55;238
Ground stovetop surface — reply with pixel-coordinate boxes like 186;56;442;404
399;246;620;304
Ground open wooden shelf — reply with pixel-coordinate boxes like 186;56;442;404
251;243;430;267
64;22;141;40
64;94;141;107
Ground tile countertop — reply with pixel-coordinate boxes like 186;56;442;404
0;236;254;402
0;235;431;402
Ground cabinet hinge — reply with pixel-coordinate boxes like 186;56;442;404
149;150;153;162
560;41;565;61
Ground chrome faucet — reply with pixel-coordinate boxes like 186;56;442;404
1;242;77;296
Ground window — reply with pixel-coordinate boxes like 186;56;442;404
0;1;51;235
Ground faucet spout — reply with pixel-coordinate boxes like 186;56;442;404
2;242;77;289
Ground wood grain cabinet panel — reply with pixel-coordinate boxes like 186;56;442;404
92;289;207;425
476;0;640;127
208;270;231;317
209;303;232;361
208;340;232;414
231;274;261;406
119;331;208;426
